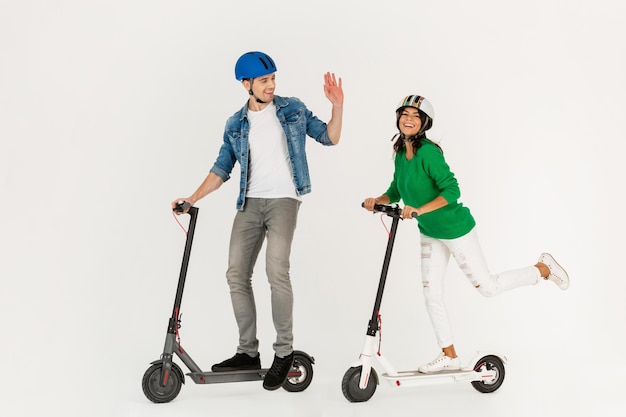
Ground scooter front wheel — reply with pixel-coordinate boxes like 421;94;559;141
142;362;184;403
282;352;314;392
341;366;378;402
471;355;505;393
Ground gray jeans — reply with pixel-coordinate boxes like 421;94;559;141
226;197;301;358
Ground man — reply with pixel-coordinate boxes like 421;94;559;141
172;51;343;390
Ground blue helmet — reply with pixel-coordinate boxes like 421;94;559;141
234;51;277;81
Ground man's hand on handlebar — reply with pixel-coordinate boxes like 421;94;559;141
171;199;192;214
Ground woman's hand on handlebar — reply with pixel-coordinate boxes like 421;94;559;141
363;198;378;212
402;205;418;219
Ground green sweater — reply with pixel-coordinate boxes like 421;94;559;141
385;139;476;239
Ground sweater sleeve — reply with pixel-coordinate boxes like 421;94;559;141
422;145;460;204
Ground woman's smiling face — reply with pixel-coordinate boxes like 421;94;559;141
398;107;422;136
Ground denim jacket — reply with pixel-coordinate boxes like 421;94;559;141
210;95;335;210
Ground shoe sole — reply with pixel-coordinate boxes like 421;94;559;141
262;381;284;391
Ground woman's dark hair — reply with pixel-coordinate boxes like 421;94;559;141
392;132;426;153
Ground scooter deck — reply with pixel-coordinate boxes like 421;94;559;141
384;368;475;376
380;368;483;387
187;368;267;384
187;367;304;384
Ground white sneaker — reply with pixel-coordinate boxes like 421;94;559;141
539;253;570;290
418;352;460;374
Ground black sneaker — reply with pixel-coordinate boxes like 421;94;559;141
262;352;294;391
211;352;261;372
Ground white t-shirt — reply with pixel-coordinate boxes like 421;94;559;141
246;102;299;200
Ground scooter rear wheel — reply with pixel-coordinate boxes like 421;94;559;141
282;352;314;392
471;355;505;393
142;362;184;403
341;366;378;402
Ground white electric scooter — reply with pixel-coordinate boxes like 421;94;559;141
341;204;506;402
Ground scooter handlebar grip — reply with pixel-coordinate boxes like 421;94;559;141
173;201;192;213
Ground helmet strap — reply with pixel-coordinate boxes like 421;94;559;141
247;79;267;104
399;129;427;142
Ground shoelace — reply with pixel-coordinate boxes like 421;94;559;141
424;354;455;370
551;273;564;283
547;267;567;286
267;355;292;376
428;356;446;366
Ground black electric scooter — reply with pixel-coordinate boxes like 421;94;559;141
142;202;315;403
341;204;506;402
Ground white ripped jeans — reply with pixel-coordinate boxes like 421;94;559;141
420;228;540;348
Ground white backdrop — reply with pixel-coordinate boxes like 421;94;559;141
1;1;624;416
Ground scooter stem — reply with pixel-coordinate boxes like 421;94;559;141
169;206;199;330
367;212;401;336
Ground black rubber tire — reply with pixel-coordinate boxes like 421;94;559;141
341;366;378;402
471;355;505;393
142;362;184;403
282;352;314;392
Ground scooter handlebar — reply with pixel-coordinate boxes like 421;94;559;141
361;202;417;218
173;200;192;213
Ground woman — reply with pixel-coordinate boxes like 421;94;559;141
363;95;569;374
